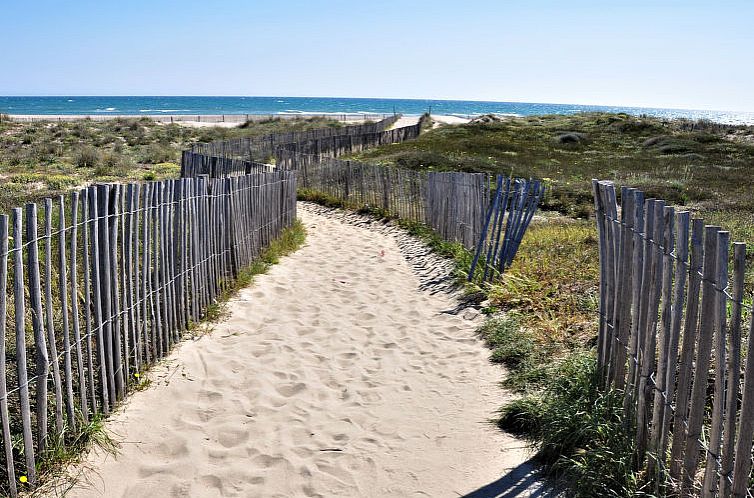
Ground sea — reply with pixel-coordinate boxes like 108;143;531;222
1;96;753;124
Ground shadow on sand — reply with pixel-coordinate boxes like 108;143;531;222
461;459;561;498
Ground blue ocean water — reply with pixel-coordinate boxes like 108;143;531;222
1;96;753;124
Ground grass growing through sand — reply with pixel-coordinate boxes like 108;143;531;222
0;116;340;213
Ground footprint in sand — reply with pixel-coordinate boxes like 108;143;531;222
216;426;250;448
276;382;307;397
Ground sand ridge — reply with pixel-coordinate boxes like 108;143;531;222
54;203;542;498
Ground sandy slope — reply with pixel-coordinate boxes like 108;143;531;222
56;204;542;498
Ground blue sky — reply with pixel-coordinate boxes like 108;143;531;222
2;0;753;111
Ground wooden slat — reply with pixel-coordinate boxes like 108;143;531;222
0;215;17;497
43;198;64;436
669;218;704;483
69;191;89;422
57;195;76;429
26;203;50;453
681;225;721;495
720;242;745;496
12;208;35;486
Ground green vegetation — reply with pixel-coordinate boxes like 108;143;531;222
34;413;118;490
0;116;340;213
499;354;638;497
352;113;754;239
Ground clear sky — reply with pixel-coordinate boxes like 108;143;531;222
2;0;753;112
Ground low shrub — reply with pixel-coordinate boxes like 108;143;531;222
138;143;177;164
72;146;101;168
554;132;588;145
45;175;78;190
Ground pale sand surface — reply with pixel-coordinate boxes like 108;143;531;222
54;204;543;498
431;115;472;126
388;115;421;129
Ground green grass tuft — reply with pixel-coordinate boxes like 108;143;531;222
499;353;641;497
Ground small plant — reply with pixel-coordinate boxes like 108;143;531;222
94;151;132;177
45;175;78;190
72;146;101;168
477;314;534;369
138;143;176;164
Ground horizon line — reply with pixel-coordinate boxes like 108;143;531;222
1;95;753;115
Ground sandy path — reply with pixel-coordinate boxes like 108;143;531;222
388;115;421;129
57;204;541;498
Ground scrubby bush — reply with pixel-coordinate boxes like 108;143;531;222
642;135;698;155
73;146;101;168
95;151;133;177
45;175;79;190
138;143;176;164
554;132;588;145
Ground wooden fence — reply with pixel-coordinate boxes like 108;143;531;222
290;152;490;249
593;180;754;497
182;114;544;279
0;171;296;496
181;115;405;177
468;176;546;283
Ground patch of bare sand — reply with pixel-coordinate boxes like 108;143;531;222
54;204;544;498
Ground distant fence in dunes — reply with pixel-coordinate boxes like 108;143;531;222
293;154;543;280
593;180;754;497
180;115;409;178
293;154;491;248
181;114;544;280
0;172;296;495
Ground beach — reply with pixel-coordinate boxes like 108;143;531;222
2;113;473;128
50;203;542;498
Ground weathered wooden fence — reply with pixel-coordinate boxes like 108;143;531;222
593;179;754;497
181;115;406;177
0;171;296;496
468;176;546;283
289;152;491;249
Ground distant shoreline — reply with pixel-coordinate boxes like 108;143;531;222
3;96;753;124
2;113;397;123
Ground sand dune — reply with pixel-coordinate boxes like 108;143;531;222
54;203;543;498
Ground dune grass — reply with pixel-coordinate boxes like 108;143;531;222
0;116;340;214
352;112;754;235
